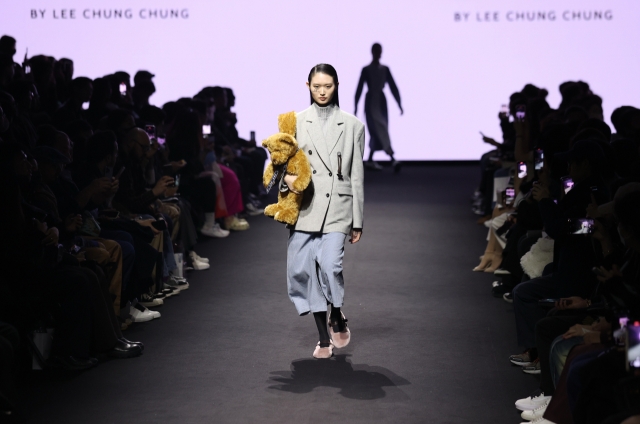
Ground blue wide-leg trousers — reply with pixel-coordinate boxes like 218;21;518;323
287;231;347;315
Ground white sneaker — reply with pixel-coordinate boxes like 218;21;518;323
139;293;163;307
521;417;555;424
245;202;264;216
130;303;161;322
192;259;210;270
515;393;551;411
484;219;493;228
169;275;189;290
521;399;550;421
201;223;230;238
189;251;209;264
492;280;501;287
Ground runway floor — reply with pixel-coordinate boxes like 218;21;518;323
21;164;539;424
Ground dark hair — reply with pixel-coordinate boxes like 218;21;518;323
308;64;339;106
371;43;382;54
86;131;117;164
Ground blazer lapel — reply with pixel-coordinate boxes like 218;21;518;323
306;118;331;171
327;111;344;155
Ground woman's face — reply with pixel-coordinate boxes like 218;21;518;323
307;73;336;106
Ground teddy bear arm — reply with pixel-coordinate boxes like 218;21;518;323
263;162;275;188
290;155;312;192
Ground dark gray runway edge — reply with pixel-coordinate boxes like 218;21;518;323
23;165;538;424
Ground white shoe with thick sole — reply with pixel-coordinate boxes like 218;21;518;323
130;303;160;322
189;251;209;264
521;400;549;421
192;260;210;270
515;393;551;411
201;223;230;238
520;417;555;424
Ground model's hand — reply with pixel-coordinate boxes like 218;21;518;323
284;174;300;194
350;230;362;244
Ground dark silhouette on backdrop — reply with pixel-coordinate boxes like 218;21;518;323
355;43;403;172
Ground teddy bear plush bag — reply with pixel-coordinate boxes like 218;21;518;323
261;112;312;225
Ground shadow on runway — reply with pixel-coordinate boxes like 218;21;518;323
268;354;410;400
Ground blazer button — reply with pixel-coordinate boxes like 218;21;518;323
308;150;313;155
326;193;329;198
313;170;316;174
329;172;332;177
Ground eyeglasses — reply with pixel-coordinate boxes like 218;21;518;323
311;85;334;93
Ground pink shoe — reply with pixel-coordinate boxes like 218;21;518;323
329;312;351;349
313;341;334;359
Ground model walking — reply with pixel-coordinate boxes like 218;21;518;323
354;43;403;172
281;63;365;359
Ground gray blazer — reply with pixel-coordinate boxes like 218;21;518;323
285;105;365;234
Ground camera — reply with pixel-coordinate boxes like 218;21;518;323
567;218;594;235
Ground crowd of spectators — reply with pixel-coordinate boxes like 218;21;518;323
472;80;640;423
0;34;268;418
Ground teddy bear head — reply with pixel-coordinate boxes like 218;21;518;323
262;133;298;166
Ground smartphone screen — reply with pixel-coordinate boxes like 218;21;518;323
517;161;527;179
119;82;127;96
500;104;509;116
505;187;516;205
82;101;90;110
568;218;594;235
157;136;166;146
628;321;640;369
515;105;526;121
202;124;211;136
534;149;544;170
561;176;574;194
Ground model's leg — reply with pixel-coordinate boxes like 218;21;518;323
317;233;351;348
313;312;331;347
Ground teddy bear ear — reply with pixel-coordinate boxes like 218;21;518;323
278;111;297;136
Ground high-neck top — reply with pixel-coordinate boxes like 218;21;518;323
313;102;336;138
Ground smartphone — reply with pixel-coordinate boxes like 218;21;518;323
568;218;595;235
145;125;156;139
82;101;90;111
157;136;166;146
628;321;640;369
534;149;544;170
119;82;127;96
202;124;211;136
517;161;527;179
515;105;526;122
500;104;509;116
505;187;516;206
561;176;574;194
250;131;256;142
168;174;180;188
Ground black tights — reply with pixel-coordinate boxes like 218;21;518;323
313;305;343;347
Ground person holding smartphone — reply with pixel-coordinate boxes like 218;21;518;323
281;64;365;359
